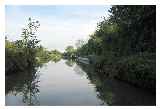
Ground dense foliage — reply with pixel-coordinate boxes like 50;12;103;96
76;5;156;90
6;18;40;74
6;6;156;91
5;18;62;74
63;45;76;59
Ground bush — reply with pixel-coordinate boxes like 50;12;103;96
6;48;27;74
91;52;156;90
115;52;155;89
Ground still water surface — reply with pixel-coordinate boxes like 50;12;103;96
6;59;155;106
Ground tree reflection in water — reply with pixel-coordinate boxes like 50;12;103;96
75;62;156;106
65;59;75;67
6;59;156;106
73;65;86;77
65;59;86;76
51;57;61;63
6;65;40;105
5;56;62;105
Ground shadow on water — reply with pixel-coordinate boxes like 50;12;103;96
76;62;156;106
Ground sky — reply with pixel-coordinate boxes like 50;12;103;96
5;5;111;52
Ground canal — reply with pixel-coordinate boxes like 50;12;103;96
5;59;156;106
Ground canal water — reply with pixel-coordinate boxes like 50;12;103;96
5;59;156;106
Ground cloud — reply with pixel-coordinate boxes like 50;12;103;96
5;5;111;52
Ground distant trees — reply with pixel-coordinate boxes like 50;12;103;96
65;46;75;53
63;46;76;58
75;40;85;49
35;46;51;64
49;50;62;62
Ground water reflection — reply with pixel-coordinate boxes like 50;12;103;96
51;57;61;63
65;59;75;67
77;63;156;106
73;65;86;77
6;66;40;105
6;59;156;106
6;57;63;105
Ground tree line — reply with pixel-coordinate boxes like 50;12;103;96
5;18;62;75
65;5;156;90
6;5;156;90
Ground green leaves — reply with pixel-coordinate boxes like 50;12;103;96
6;18;41;74
75;6;156;90
21;18;40;49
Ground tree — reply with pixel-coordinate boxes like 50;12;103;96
20;18;41;65
65;46;75;53
75;5;156;90
20;17;40;49
75;39;85;49
64;46;76;58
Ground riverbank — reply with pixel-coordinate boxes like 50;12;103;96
77;61;156;105
74;6;156;92
77;52;156;91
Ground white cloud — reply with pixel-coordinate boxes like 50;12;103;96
5;6;110;52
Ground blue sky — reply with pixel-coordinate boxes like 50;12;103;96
6;5;111;52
